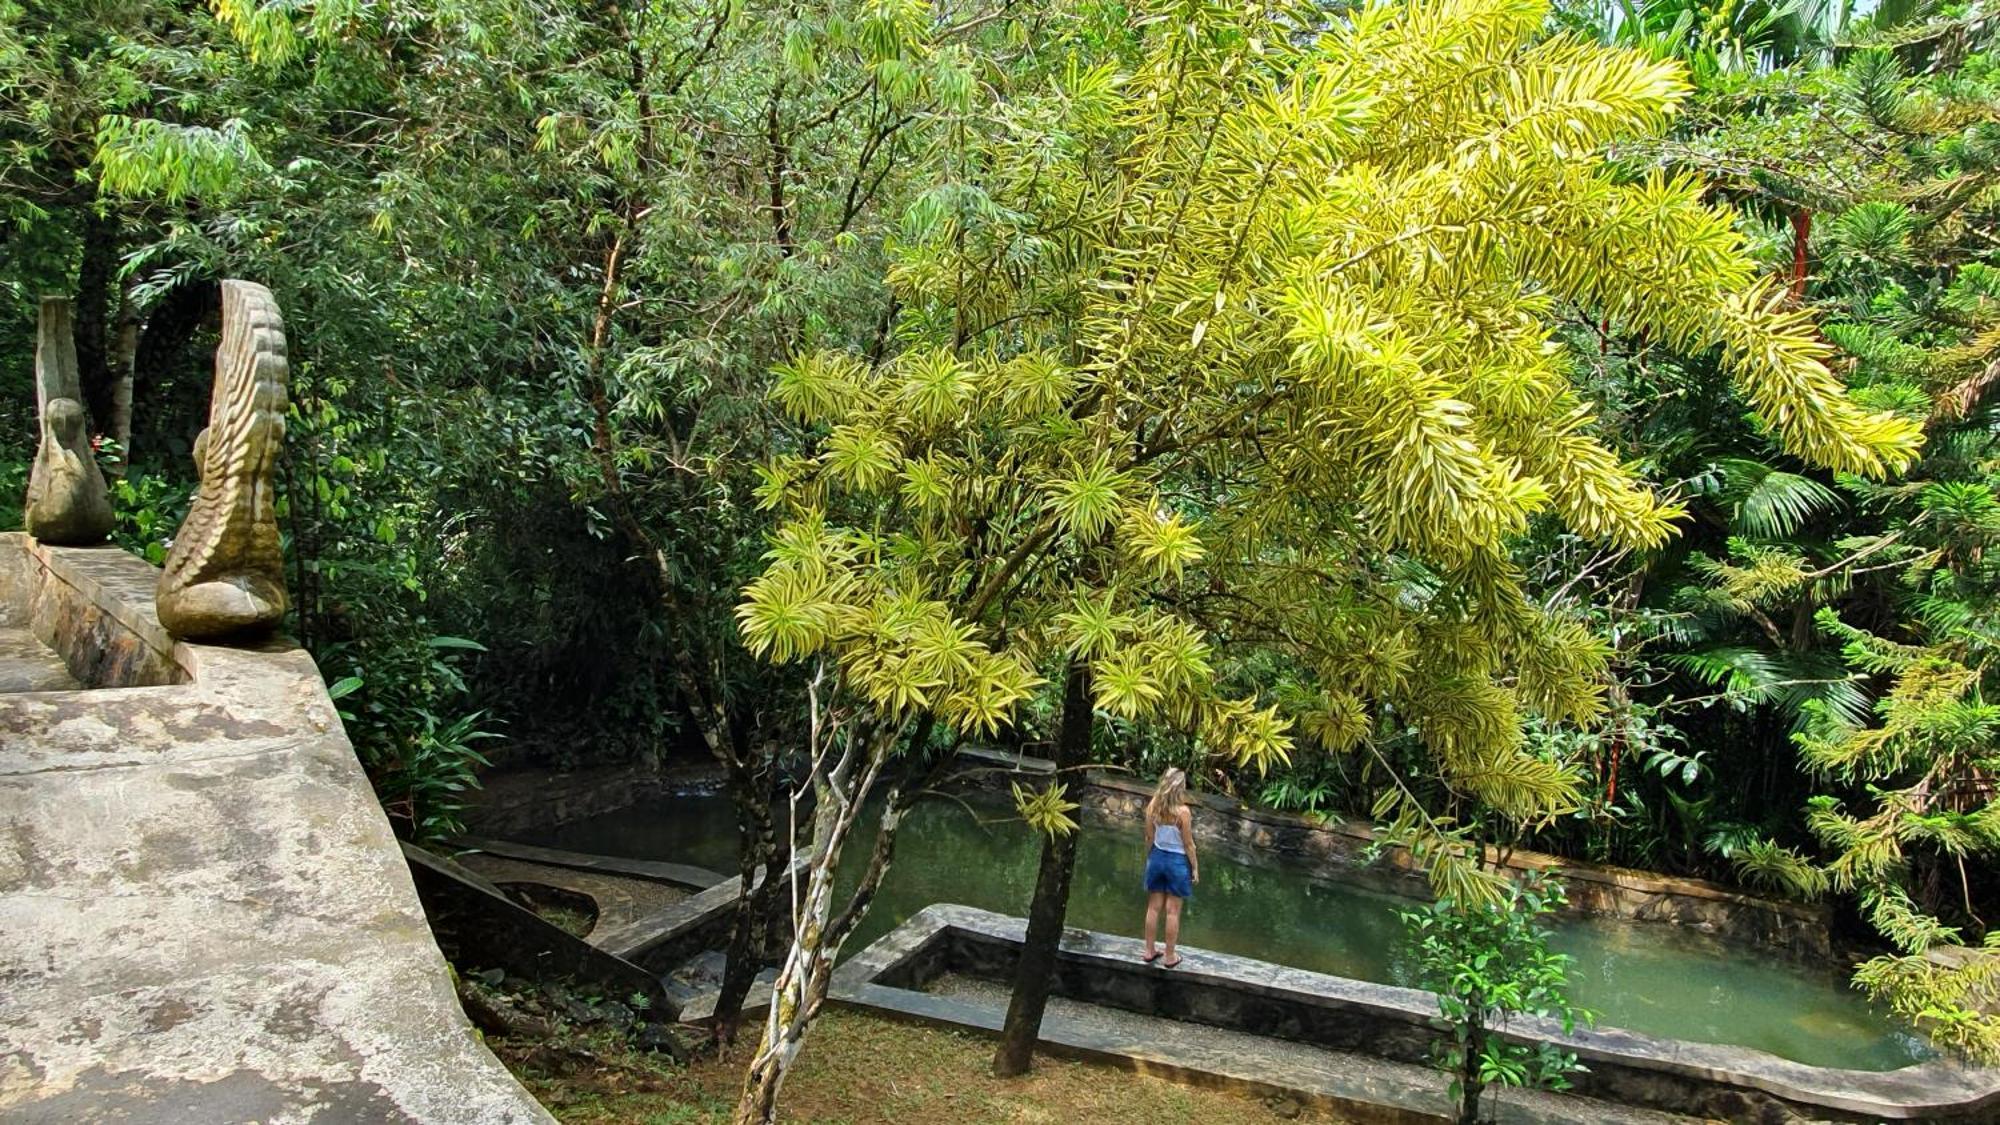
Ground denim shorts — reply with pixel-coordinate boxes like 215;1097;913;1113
1144;846;1193;899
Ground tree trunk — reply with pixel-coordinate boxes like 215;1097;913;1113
1789;209;1812;302
131;278;220;461
991;661;1094;1077
732;710;910;1125
106;273;138;475
1458;1017;1487;1125
715;753;787;1047
74;208;118;437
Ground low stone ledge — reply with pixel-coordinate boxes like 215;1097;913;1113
834;911;1693;1125
835;905;2000;1123
454;837;728;890
593;854;808;973
0;537;182;686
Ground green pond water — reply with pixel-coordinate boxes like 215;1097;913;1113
527;791;1929;1071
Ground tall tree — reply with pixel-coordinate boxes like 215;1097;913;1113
734;0;1920;1102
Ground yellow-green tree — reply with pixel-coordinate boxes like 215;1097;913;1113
731;0;1920;1112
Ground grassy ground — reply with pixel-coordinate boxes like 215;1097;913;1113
506;1008;1347;1124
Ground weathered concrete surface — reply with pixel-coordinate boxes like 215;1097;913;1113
837;905;2000;1123
0;534;552;1124
594;854;809;974
452;852;688;938
0;626;78;692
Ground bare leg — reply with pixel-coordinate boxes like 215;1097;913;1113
1142;891;1164;958
1164;897;1183;962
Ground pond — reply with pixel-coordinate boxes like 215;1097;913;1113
525;790;1930;1071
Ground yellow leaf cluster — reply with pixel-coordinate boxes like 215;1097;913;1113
740;0;1921;845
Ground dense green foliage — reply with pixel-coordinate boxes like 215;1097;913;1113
7;0;2000;1100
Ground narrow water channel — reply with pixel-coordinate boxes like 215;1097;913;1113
526;790;1930;1071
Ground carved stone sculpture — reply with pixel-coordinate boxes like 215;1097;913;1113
157;281;291;640
24;297;113;544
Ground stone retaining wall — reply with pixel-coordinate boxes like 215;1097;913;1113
403;843;679;1019
1062;764;1830;958
468;761;725;838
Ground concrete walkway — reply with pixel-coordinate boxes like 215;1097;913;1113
0;624;78;692
0;536;552;1124
452;852;689;940
923;973;1701;1125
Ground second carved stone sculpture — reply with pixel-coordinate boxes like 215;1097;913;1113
24;297;113;545
156;280;291;640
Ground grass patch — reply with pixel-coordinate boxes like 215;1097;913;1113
508;1009;1344;1124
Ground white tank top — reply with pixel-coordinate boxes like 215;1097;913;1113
1152;818;1185;853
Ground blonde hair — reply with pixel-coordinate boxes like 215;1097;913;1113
1147;768;1188;826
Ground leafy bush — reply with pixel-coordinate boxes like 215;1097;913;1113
325;631;498;841
1400;875;1591;1125
108;470;194;564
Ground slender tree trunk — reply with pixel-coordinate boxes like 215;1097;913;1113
1789;209;1812;302
732;703;911;1125
74;208;118;436
992;661;1094;1077
1458;1017;1487;1125
715;749;787;1047
106;273;138;476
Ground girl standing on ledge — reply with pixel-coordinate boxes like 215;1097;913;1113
1139;767;1199;967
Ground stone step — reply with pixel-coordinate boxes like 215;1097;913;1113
0;626;80;692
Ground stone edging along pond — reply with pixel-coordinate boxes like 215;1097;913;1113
833;904;2000;1123
954;747;1834;959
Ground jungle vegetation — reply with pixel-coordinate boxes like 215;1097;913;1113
5;0;2000;1115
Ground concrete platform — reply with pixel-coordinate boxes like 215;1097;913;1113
0;625;79;692
0;535;552;1124
916;972;1700;1125
452;851;690;939
832;905;2000;1123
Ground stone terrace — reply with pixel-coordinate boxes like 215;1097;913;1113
0;535;550;1124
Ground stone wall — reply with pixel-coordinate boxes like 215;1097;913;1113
403;843;679;1019
1078;770;1830;958
0;539;183;686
